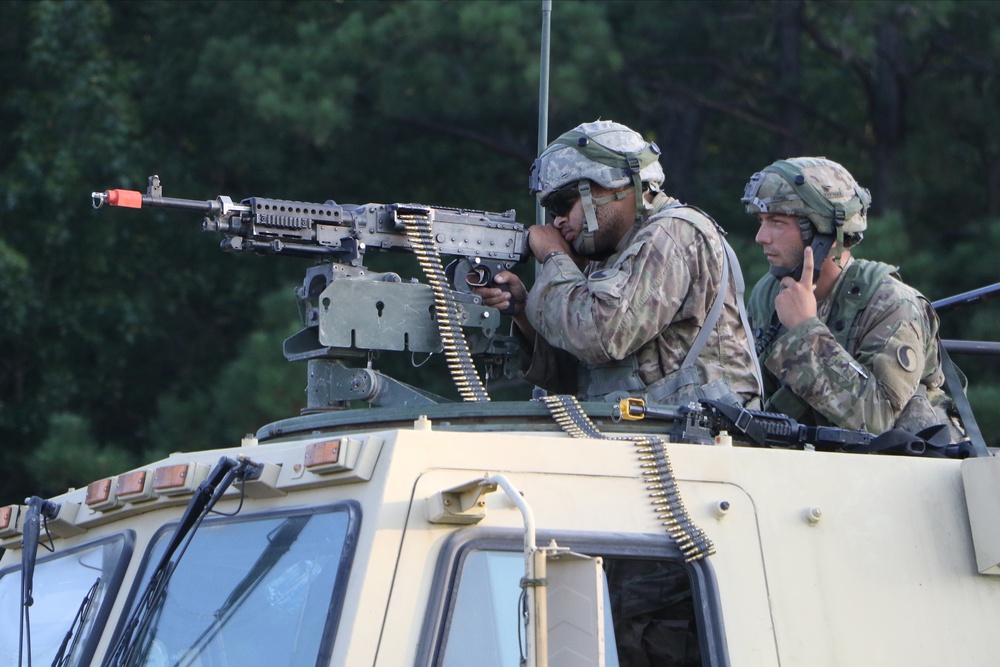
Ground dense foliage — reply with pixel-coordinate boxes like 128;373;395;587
3;0;1000;502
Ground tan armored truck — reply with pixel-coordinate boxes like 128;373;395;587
2;179;999;666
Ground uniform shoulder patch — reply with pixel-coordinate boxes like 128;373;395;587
896;344;918;372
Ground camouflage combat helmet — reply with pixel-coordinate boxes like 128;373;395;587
529;120;663;255
742;157;872;279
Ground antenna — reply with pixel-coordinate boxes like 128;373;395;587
530;1;554;402
536;0;552;227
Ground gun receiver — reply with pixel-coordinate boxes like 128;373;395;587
92;175;531;408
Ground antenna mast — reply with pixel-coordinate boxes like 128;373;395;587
536;0;552;227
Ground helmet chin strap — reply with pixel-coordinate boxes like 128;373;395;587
576;180;600;255
769;233;836;282
574;181;637;257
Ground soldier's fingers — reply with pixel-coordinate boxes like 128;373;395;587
800;247;814;287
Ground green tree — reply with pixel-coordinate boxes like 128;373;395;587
1;0;144;501
5;0;1000;504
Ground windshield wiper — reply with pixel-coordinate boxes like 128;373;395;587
50;576;101;667
19;496;60;667
175;515;310;666
103;456;264;667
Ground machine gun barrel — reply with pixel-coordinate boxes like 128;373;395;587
91;188;229;215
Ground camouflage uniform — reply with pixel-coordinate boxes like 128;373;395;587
749;258;952;434
742;156;958;436
523;192;760;405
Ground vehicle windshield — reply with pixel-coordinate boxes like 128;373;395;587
120;503;357;667
0;534;131;666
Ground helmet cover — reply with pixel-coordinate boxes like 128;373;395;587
742;157;870;237
529;120;664;204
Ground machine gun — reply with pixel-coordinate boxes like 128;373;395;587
92;176;531;408
617;397;875;450
696;399;874;451
619;398;976;458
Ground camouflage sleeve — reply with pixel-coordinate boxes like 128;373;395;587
521;333;581;394
524;227;694;366
766;287;933;433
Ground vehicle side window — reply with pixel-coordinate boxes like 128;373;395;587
439;550;703;667
440;551;524;667
604;557;701;667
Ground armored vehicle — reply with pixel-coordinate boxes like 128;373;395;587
2;171;1000;667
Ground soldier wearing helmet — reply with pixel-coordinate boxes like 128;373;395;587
477;120;761;407
744;157;962;437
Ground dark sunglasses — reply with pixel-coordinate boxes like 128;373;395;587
542;182;581;217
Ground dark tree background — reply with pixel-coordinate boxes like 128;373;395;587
3;0;1000;503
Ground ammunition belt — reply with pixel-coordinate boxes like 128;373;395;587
399;212;490;402
540;394;715;562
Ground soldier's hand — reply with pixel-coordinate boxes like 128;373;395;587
527;224;582;265
775;246;818;329
474;270;527;317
